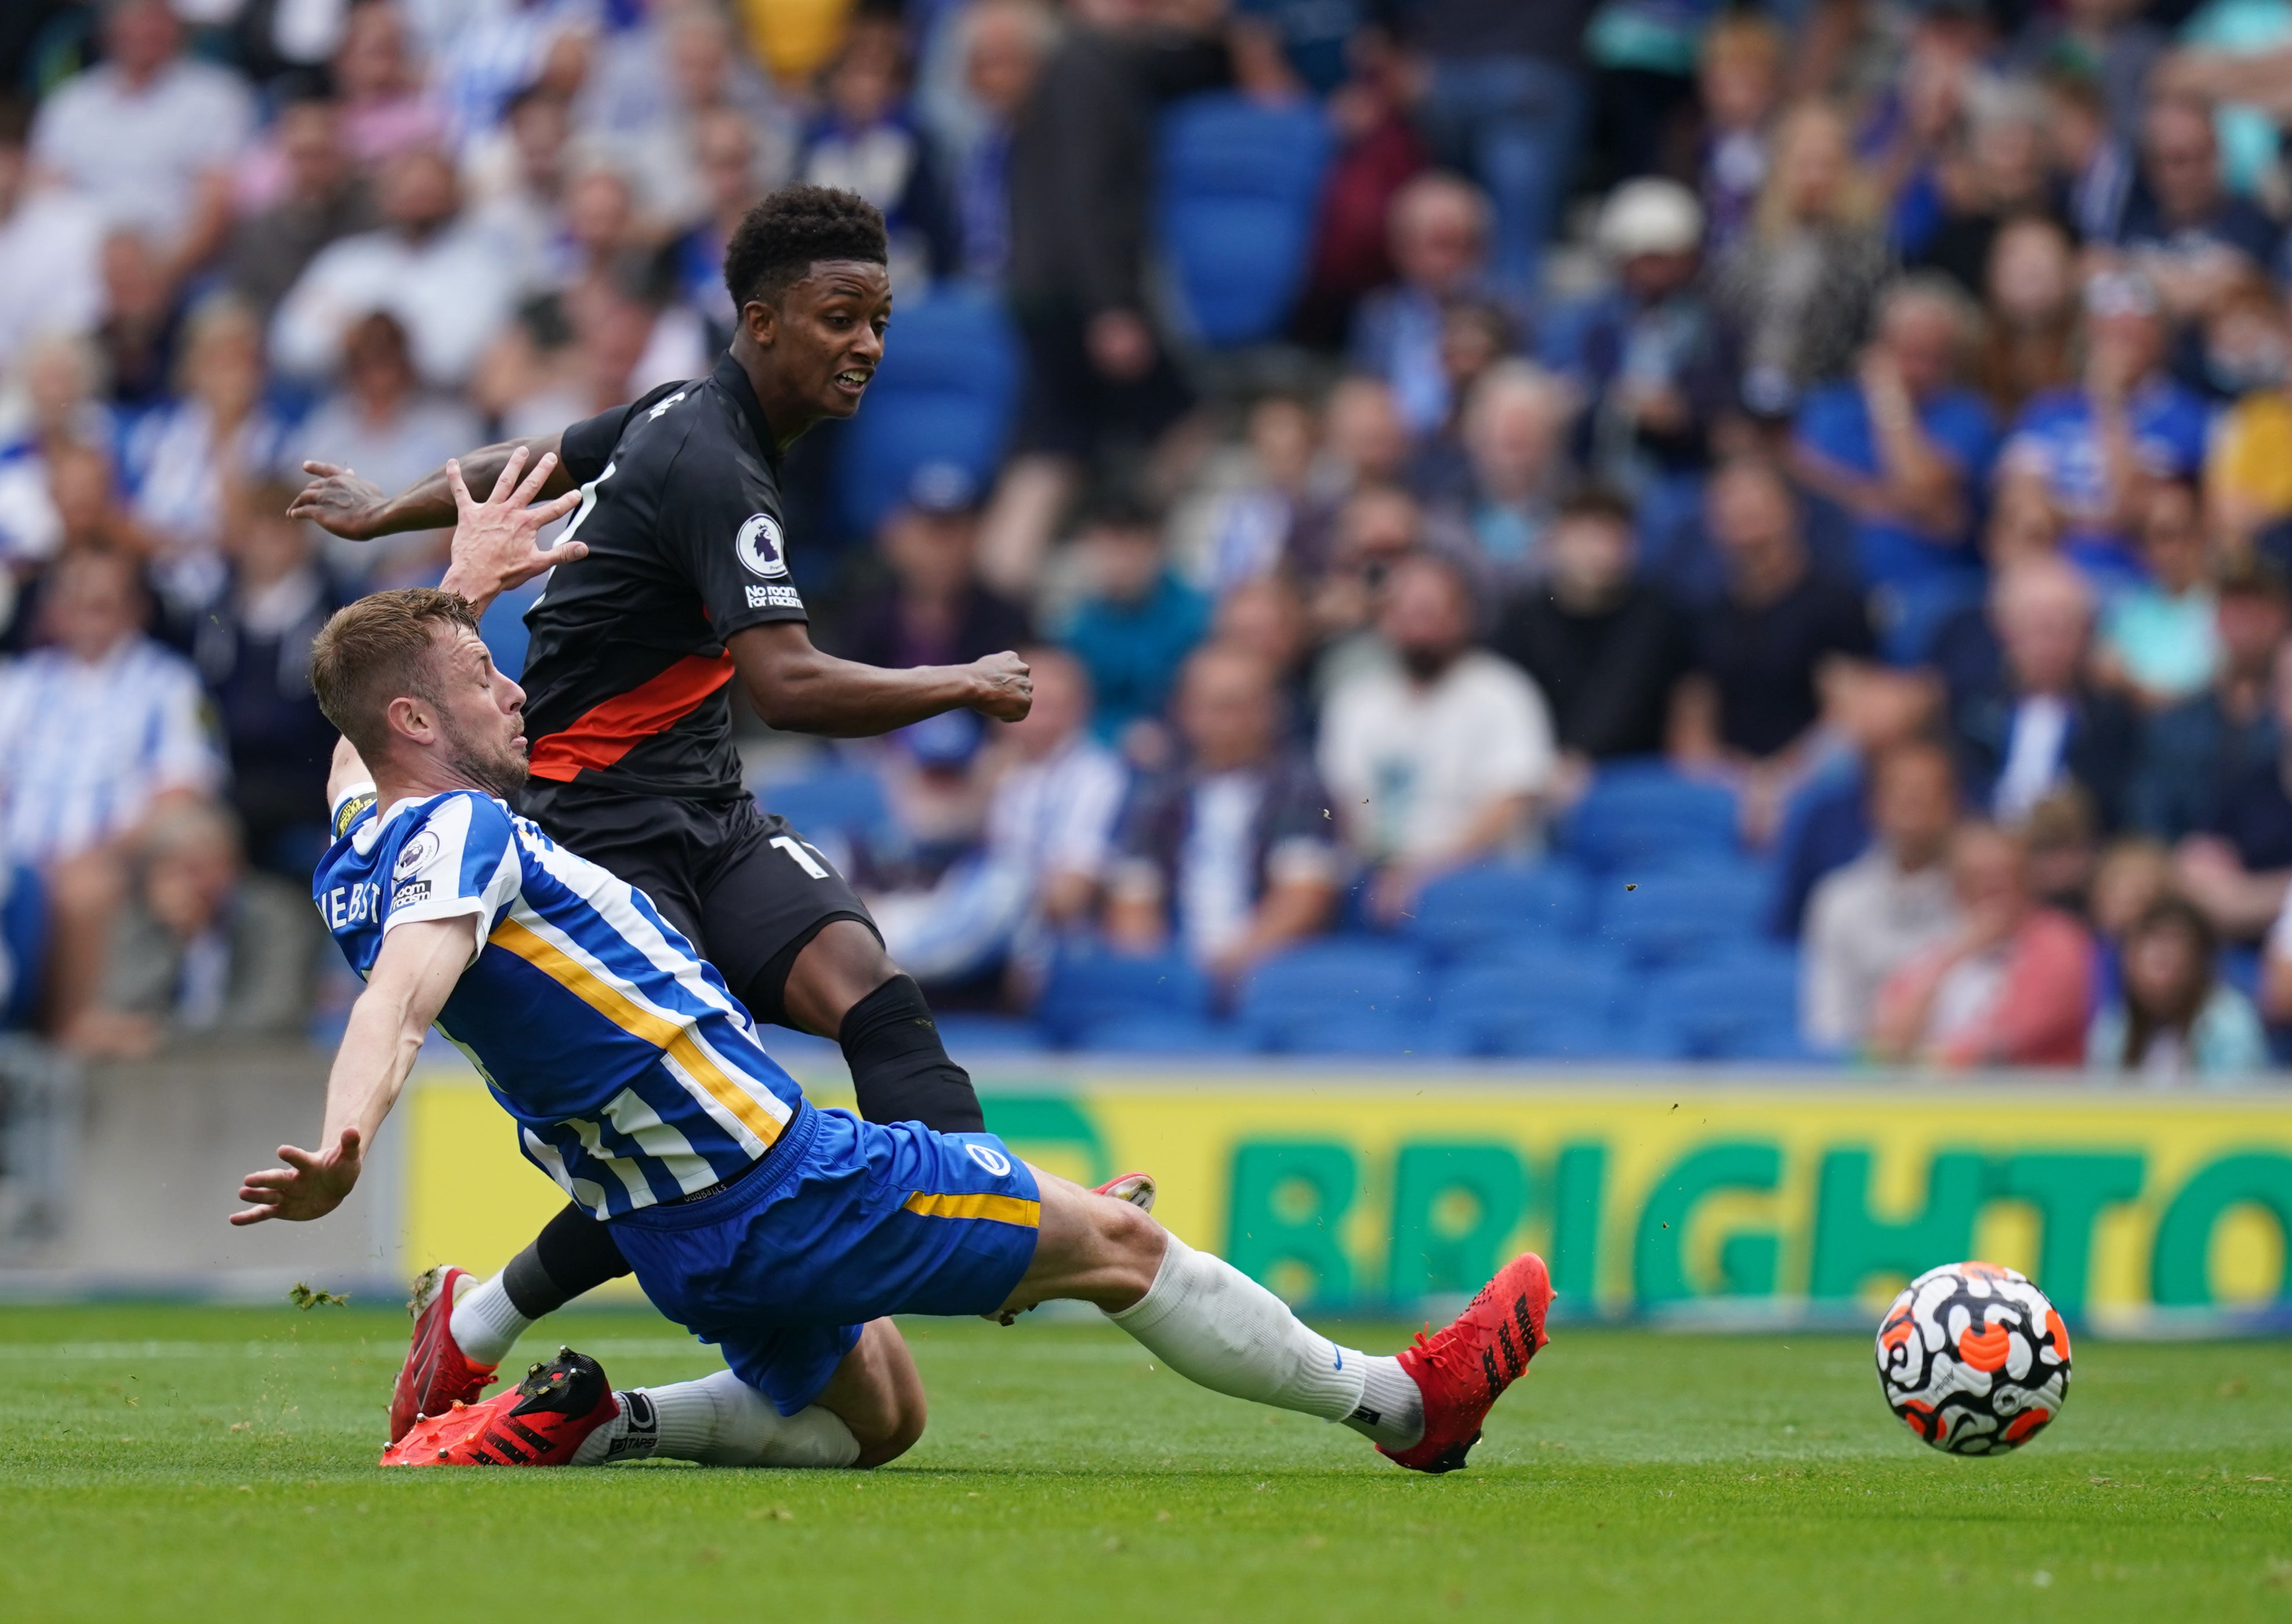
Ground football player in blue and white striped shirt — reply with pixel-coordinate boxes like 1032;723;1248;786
234;587;1548;1474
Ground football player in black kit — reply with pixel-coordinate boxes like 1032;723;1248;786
291;186;1075;1438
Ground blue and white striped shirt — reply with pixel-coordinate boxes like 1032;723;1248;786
315;789;803;1217
0;637;224;867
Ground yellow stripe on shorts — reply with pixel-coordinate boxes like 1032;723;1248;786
902;1190;1042;1227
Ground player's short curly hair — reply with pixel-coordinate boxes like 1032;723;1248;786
310;588;481;761
722;184;888;311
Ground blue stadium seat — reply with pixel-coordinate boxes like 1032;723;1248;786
1561;760;1742;872
930;1013;1050;1056
1036;948;1212;1046
1634;952;1811;1061
1590;862;1769;968
1156;93;1333;347
1431;951;1627;1057
1405;858;1593;960
835;289;1020;536
1075;1013;1252;1054
758;766;893;851
1236;940;1431;1052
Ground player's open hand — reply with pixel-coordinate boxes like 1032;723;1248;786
231;1128;364;1226
287;462;391;540
439;448;588;608
968;651;1033;722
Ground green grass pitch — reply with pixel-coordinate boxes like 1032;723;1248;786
2;1302;2288;1623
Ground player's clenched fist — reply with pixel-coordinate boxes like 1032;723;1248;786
968;651;1032;722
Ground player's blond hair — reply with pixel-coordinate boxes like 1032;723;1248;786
309;588;482;762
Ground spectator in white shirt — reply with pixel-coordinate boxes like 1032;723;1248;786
869;647;1127;987
1319;551;1557;922
29;0;252;266
291;310;484;588
0;109;104;375
270;145;519;388
0;546;224;1032
1800;738;1964;1052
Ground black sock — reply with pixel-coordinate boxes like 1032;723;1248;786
499;1201;632;1320
839;974;986;1133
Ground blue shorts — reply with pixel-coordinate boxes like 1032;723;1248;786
609;1103;1042;1415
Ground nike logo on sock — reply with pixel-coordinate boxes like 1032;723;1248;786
1332;1346;1344;1371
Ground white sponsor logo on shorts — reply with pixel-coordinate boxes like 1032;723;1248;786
966;1143;1012;1178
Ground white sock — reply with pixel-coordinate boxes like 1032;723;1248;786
1104;1234;1423;1448
447;1273;532;1367
571;1371;861;1467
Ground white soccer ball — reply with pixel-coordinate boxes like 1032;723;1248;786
1874;1261;2070;1454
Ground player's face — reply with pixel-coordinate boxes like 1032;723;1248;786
431;628;530;800
773;261;893;421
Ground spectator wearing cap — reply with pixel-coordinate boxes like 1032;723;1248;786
29;0;252;269
1996;268;2210;590
1670;457;1877;840
869;647;1126;988
1950;554;2139;831
271;146;520;389
832;462;1034;673
67;802;315;1059
1487;485;1688;793
2175;637;2292;942
2114;93;2282;322
1789;275;1999;601
1552;179;1731;521
1104;644;1339;983
1350;173;1500;438
2132;554;2289;841
1320;552;1556;923
1056;497;1212;755
290;310;484;589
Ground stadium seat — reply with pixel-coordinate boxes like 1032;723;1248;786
1156;93;1332;347
1036;947;1213;1046
1074;1013;1251;1054
930;1013;1051;1056
834;289;1020;536
1590;862;1769;969
1404;858;1593;960
1560;760;1742;872
1236;940;1431;1052
1431;951;1627;1057
1634;951;1811;1062
757;766;893;854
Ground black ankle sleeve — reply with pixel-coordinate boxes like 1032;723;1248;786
502;1201;633;1319
839;974;986;1133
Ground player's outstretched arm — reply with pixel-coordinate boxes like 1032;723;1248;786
287;433;573;543
229;917;476;1226
728;623;1033;737
436;448;587;615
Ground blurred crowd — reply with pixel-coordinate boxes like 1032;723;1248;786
9;0;2292;1075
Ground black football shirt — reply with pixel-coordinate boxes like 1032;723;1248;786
518;353;807;800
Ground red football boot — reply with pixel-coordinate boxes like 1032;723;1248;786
1094;1171;1156;1212
1380;1252;1553;1474
388;1265;499;1444
380;1347;617;1467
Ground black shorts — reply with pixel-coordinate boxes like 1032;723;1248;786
517;782;878;1029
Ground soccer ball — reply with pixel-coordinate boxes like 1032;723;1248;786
1874;1262;2070;1454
